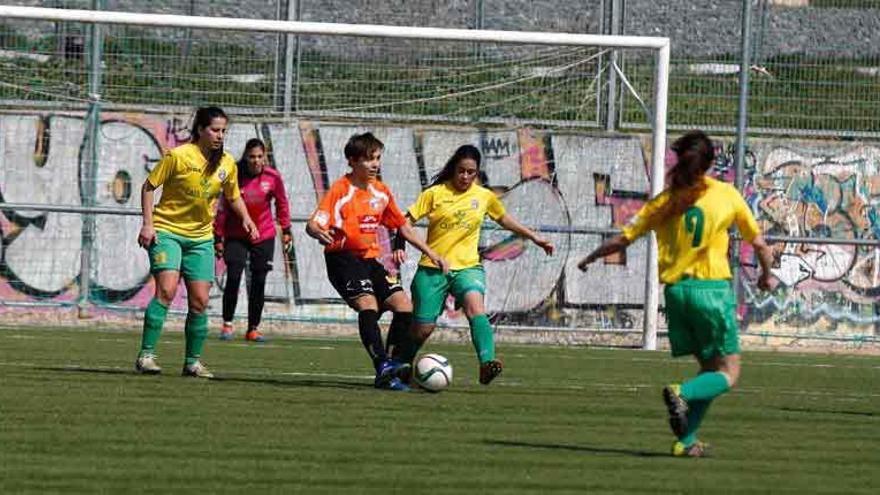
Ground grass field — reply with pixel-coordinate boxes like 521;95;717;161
0;326;877;494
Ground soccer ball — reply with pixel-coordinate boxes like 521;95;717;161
414;353;453;392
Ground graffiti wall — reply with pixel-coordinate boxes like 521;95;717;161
0;110;878;338
736;141;880;336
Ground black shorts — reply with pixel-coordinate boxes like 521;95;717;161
224;238;275;272
325;251;403;305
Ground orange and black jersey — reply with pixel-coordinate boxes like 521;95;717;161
311;174;407;259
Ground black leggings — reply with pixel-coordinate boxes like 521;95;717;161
222;238;275;329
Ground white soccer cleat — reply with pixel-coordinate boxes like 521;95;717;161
135;354;162;375
181;361;214;379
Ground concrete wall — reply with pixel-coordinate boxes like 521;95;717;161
1;110;879;342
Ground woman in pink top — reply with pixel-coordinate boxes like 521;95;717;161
214;138;292;342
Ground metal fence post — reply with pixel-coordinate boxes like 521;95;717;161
732;0;754;321
283;0;301;118
604;0;622;131
80;0;104;318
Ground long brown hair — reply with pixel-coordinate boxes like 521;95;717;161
430;144;489;188
654;130;715;223
237;138;266;179
190;106;228;177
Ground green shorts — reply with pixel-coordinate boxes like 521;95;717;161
411;265;486;324
664;278;740;360
148;230;215;281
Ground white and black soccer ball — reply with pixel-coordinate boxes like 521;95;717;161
414;353;453;392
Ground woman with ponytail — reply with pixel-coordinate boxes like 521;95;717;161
392;144;554;387
214;138;292;343
136;106;259;378
577;130;774;457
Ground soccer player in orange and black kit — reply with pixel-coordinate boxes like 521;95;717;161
306;132;448;391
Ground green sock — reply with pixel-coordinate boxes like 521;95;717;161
139;298;168;356
469;314;495;364
681;371;730;402
680;399;712;446
184;312;209;365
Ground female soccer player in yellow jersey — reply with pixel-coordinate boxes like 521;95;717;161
578;130;774;457
394;144;554;385
135;106;259;378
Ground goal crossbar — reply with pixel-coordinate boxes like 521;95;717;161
0;6;668;49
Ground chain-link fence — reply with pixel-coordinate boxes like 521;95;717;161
3;1;879;136
618;0;880;137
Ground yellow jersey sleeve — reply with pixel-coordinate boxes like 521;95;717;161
486;192;506;221
221;161;240;201
731;186;760;242
407;187;434;221
621;192;668;241
147;151;177;188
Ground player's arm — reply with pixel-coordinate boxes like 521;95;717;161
138;180;158;248
750;235;774;291
305;210;334;245
384;191;448;271
273;175;293;251
733;188;774;291
577;234;631;271
397;220;449;273
496;214;554;255
138;151;176;248
213;198;227;258
579;195;662;271
392;190;431;264
306;184;338;246
390;223;408;266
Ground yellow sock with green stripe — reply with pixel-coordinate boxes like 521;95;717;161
139;298;168;356
681;371;730;401
468;314;495;364
184;312;209;366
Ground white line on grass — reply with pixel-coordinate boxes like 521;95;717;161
1;359;876;400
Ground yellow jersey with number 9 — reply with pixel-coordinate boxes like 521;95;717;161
620;176;760;284
147;143;240;241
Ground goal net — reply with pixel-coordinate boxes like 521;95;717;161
0;5;669;348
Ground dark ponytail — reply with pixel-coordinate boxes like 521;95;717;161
654;130;715;222
430;144;482;187
190;106;228;177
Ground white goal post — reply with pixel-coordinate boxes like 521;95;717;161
0;5;670;350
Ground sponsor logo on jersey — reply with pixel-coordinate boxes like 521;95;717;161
359;214;379;233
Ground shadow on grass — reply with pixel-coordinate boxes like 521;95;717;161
37;365;131;376
37;366;371;391
209;375;369;391
779;406;876;418
486;439;669;458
